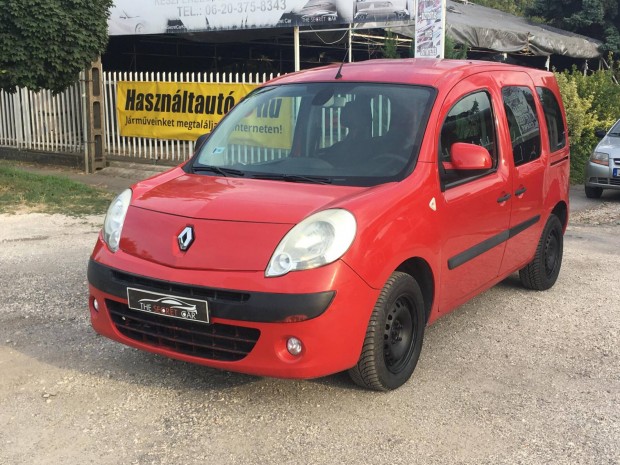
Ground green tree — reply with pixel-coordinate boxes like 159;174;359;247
444;35;468;59
382;32;400;59
0;0;113;93
528;0;620;53
555;63;620;182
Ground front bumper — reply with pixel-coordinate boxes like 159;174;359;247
585;161;620;190
88;239;379;379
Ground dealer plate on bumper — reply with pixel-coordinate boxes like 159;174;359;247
127;288;210;324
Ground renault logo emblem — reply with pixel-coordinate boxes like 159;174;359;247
177;226;195;252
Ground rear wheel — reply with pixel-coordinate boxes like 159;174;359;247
349;272;425;391
519;214;564;290
584;185;603;199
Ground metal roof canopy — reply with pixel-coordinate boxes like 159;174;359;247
389;0;601;59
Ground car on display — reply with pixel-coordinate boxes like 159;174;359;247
108;8;148;35
88;59;570;391
108;3;165;35
584;118;620;199
301;10;338;23
291;0;339;24
354;0;409;21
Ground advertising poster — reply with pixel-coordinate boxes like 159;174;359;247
228;97;295;149
108;0;414;35
117;81;257;140
415;0;446;58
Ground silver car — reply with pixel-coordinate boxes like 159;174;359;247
584;118;620;198
354;1;409;21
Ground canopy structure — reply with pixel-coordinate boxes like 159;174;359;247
392;0;601;59
103;0;603;74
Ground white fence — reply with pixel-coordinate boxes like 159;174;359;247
0;79;85;153
0;71;276;163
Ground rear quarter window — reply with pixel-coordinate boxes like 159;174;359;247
502;86;541;166
536;87;567;152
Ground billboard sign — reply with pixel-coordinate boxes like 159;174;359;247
414;0;446;58
108;0;415;35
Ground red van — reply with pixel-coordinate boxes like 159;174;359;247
88;59;570;391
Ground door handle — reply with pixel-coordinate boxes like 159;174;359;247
497;193;511;203
515;187;527;196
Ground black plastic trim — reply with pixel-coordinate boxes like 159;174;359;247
88;260;334;323
550;156;569;167
508;215;540;238
448;215;541;270
448;231;509;270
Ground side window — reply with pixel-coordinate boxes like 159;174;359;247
439;91;497;186
536;86;566;152
502;86;541;166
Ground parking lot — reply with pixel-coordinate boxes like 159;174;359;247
0;190;618;465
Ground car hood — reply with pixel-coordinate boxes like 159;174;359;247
131;170;363;223
597;136;620;157
119;170;367;271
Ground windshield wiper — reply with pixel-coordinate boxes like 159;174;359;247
251;173;333;184
192;165;245;177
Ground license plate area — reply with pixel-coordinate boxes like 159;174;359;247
613;168;620;178
126;288;210;324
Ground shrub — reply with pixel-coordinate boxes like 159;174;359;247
555;63;620;183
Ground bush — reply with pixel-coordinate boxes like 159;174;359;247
555;63;620;183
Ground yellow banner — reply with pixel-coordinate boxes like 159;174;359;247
117;81;257;141
229;96;294;149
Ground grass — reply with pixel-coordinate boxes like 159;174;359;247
0;162;114;216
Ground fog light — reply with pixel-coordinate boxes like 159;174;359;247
287;337;303;356
93;299;100;312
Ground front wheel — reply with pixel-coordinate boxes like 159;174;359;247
584;185;603;199
349;272;425;391
519;214;564;290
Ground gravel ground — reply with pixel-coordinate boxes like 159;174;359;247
0;200;618;465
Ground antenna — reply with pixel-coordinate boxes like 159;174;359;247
334;29;351;80
335;60;345;80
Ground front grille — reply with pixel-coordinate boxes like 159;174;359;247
111;270;249;303
590;177;620;186
106;300;260;362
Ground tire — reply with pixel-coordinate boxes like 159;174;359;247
349;272;425;391
584;185;603;199
519;214;564;291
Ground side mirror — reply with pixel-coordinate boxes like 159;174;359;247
595;129;607;139
448;142;492;170
194;133;210;154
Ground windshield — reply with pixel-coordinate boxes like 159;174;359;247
609;119;620;136
191;82;436;186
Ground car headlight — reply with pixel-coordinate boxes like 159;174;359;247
103;189;132;253
590;151;609;166
266;209;356;277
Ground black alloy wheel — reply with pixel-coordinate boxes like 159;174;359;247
349;272;425;391
383;295;417;374
520;214;564;291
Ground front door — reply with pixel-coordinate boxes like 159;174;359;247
436;74;513;314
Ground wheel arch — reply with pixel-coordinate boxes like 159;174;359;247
395;257;434;323
551;200;568;231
